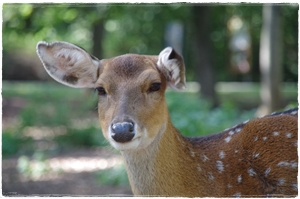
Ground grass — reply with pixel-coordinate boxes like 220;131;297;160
96;164;129;186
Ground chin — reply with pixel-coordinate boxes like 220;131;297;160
109;137;141;151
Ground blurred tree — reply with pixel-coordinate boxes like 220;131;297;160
191;5;218;107
86;5;109;58
92;20;104;58
258;4;283;116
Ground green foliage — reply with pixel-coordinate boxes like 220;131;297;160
2;131;22;157
20;101;70;127
96;164;129;186
54;126;109;150
2;127;34;158
3;4;298;82
3;4;188;55
166;91;256;137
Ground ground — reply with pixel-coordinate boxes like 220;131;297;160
2;148;133;196
2;97;133;197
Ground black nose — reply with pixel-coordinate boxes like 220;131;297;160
111;122;135;143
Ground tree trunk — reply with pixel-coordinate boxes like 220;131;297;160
86;20;105;97
258;4;283;116
92;20;104;58
191;5;218;107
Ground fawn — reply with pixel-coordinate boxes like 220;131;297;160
36;41;298;197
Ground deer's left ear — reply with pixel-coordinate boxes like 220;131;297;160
157;47;186;90
36;41;101;88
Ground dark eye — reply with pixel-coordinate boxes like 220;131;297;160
95;87;106;95
148;82;161;93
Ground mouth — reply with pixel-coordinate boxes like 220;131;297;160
109;135;142;151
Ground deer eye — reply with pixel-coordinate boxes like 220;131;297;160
95;87;106;95
148;82;161;93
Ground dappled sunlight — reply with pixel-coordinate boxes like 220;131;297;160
22;117;100;140
16;155;123;182
71;118;100;129
47;156;122;172
23;126;68;140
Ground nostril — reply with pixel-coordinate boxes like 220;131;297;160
111;122;135;143
112;122;134;133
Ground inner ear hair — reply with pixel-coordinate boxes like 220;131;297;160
168;49;177;60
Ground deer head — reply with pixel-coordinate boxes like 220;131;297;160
36;41;186;151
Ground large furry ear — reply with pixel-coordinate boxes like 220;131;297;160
36;41;101;88
157;47;186;90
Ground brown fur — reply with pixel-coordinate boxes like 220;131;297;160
125;112;297;197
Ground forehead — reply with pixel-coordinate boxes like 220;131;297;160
100;54;159;80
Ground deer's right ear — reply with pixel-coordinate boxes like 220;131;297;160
157;47;186;90
36;41;101;88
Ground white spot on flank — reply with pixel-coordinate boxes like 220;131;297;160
294;142;298;147
291;110;298;115
290;162;297;168
277;161;297;168
273;131;279;136
228;130;235;135
254;136;258;141
248;168;256;176
235;150;239;153
202;154;209;162
227;184;232;188
189;150;195;157
225;136;232;143
277;161;289;167
278;178;285;185
197;164;202;172
219;151;225;159
265;168;271;177
216;161;224;172
262;137;267;141
208;172;214;180
233;192;241;198
253;152;259;158
291;162;298;168
291;183;298;190
237;175;242;183
235;128;242;133
286;132;292;138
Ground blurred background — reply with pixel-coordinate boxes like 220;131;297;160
2;3;298;196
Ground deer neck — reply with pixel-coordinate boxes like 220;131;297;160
121;117;205;196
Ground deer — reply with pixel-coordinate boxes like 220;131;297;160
36;41;298;197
